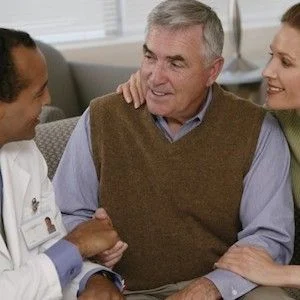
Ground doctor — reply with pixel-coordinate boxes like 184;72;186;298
0;28;125;299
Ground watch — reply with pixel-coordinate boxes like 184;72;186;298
98;270;115;283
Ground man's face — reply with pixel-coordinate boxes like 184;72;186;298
0;46;50;143
140;25;223;124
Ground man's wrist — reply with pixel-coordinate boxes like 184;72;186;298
191;277;222;299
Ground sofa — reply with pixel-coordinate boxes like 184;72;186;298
37;40;137;121
34;41;300;299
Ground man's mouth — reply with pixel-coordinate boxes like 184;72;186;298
151;89;167;96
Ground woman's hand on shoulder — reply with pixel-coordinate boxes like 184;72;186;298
116;70;145;109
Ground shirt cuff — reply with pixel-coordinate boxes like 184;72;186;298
78;268;125;296
45;239;83;288
204;269;257;300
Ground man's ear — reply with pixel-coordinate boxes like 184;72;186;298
206;57;224;87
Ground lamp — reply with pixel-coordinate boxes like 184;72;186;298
218;0;263;85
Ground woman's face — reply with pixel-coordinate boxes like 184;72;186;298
263;23;300;110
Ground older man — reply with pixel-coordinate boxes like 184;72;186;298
54;1;294;299
0;28;125;299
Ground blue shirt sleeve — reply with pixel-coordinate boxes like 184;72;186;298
205;112;294;299
53;108;99;231
53;110;125;293
44;239;83;288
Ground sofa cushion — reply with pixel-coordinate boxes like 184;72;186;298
35;117;79;179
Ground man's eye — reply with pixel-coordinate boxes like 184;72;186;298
171;62;181;67
170;61;184;68
144;52;153;59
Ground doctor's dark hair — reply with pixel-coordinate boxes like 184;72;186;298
0;28;36;103
146;0;224;63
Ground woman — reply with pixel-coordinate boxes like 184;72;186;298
117;2;300;290
215;2;300;289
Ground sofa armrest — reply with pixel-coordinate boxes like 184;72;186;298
69;61;137;111
35;117;80;179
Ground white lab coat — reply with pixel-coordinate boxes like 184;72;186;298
0;140;102;299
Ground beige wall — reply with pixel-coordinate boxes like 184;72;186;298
60;40;143;67
57;26;277;69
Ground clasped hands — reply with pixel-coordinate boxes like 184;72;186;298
91;208;128;268
65;208;127;299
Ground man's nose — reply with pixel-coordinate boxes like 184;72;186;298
149;63;167;86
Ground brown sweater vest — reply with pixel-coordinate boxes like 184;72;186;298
90;83;265;290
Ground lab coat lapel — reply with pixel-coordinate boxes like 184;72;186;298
1;144;30;267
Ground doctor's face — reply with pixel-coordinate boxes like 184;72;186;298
0;46;50;144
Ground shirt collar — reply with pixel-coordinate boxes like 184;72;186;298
154;86;213;125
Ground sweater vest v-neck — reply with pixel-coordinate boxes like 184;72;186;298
90;84;265;290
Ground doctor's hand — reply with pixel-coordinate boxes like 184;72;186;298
92;208;128;268
64;217;119;259
116;69;145;109
79;273;125;300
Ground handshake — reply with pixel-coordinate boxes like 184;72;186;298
64;208;128;268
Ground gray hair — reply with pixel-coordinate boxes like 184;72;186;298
146;0;224;62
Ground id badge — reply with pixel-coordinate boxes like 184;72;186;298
21;211;59;250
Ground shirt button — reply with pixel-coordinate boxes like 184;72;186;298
70;268;75;275
232;289;238;296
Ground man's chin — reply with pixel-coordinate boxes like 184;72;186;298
146;102;169;117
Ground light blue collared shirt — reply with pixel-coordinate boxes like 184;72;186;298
53;88;294;299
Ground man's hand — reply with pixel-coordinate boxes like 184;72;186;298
116;70;145;109
166;277;221;300
78;274;124;300
92;208;128;268
92;240;128;268
64;218;119;259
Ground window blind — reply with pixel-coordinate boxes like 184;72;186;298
1;0;298;44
